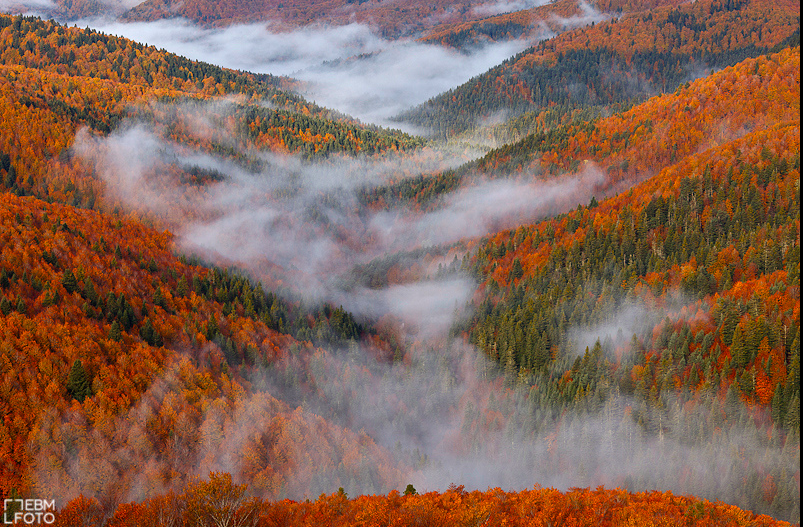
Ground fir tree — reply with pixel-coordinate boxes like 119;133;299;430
66;359;92;402
61;269;77;294
0;296;10;316
109;320;122;342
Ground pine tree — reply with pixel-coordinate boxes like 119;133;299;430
783;395;799;432
509;257;524;282
140;318;161;346
153;287;166;309
731;324;749;369
721;304;739;346
66;359;92;402
61;269;77;294
109;320;122;342
176;275;189;297
771;382;786;424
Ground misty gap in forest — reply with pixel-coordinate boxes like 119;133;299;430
0;3;796;518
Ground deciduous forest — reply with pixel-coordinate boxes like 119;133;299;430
0;0;799;524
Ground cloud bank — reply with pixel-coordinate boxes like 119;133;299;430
81;18;532;128
74;110;599;314
6;0;607;131
474;0;553;16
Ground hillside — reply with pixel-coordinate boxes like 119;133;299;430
68;480;794;526
119;0;490;38
336;46;802;522
418;0;685;49
419;0;603;49
0;0;800;525
0;14;420;210
0;186;413;502
0;11;418;507
398;0;800;139
360;40;799;211
46;0;697;40
462;47;800;519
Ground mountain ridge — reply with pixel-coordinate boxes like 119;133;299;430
0;0;799;524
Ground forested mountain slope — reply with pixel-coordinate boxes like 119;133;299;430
362;41;799;212
419;0;601;49
398;0;800;139
0;0;799;524
418;0;692;49
345;45;801;523
0;185;404;502
0;14;420;210
457;47;800;521
0;12;419;508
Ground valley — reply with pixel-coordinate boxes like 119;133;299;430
0;0;799;524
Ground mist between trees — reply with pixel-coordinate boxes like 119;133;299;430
36;93;793;524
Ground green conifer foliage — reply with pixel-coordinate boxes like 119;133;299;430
66;359;92;402
61;269;77;294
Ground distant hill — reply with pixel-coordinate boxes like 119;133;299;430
397;0;800;139
0;14;420;210
119;0;491;38
418;0;689;49
45;0;698;40
419;0;599;49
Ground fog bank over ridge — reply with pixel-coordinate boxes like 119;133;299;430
2;0;611;130
74;18;530;128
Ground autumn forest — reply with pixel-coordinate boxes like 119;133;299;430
0;0;799;525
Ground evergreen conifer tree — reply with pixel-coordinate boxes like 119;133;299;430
109;320;122;342
66;359;92;402
61;269;77;294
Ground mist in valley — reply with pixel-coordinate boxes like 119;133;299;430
78;17;534;129
1;2;797;521
54;97;799;522
73;104;601;311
